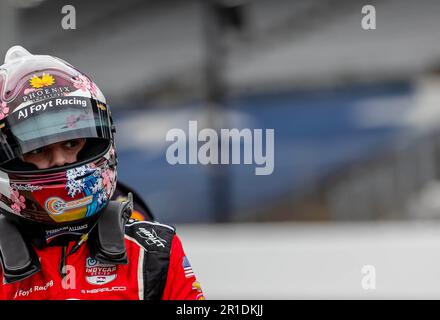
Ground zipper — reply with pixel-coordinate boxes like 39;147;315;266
58;245;67;279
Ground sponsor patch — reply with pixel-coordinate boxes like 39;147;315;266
192;280;205;299
81;286;126;294
85;257;117;285
136;227;167;248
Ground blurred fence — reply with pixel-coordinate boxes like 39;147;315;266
262;130;440;222
327;132;440;220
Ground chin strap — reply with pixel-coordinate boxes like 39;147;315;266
0;193;134;284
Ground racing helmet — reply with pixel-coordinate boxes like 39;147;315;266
0;45;117;229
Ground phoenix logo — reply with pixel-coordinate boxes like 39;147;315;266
29;73;55;89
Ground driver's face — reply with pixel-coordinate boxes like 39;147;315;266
23;138;86;170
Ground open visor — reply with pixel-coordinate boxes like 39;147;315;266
0;96;113;166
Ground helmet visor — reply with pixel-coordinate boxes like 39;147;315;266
0;96;112;166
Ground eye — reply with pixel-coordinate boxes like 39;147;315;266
63;139;80;148
28;147;44;155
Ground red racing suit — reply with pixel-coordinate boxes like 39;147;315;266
0;219;205;300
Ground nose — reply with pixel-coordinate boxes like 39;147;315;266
49;146;72;168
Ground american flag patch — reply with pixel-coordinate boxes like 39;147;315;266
182;256;195;278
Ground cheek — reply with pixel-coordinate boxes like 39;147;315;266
65;153;79;163
37;161;51;169
24;156;50;169
63;147;83;162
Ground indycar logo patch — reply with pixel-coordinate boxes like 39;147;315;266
85;257;117;285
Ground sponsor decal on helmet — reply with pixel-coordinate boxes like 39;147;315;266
22;86;72;103
97;103;106;111
29;73;55;89
11;183;43;192
15;96;89;120
45;223;89;242
45;195;93;215
85;257;117;285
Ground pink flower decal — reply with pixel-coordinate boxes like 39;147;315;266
66;114;78;128
72;75;99;99
109;147;115;158
101;168;114;195
10;188;26;213
90;81;98;98
0;102;10;120
65;113;88;128
24;88;37;95
72;75;89;92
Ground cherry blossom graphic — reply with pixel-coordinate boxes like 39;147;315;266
64;113;89;129
0;102;10;120
24;88;37;95
109;147;115;158
101;168;114;195
72;74;99;99
10;188;26;213
72;75;92;92
65;114;78;128
72;75;89;92
90;81;98;98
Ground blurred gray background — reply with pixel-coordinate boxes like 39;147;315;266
3;0;440;298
